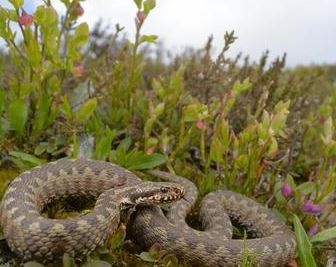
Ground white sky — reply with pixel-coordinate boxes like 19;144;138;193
1;0;336;66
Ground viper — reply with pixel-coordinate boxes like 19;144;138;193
0;158;296;266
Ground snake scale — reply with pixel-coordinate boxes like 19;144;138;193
0;158;296;266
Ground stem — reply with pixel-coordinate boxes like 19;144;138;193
200;128;206;163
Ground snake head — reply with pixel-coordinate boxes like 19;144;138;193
132;182;185;206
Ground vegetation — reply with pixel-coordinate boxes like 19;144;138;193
0;0;336;266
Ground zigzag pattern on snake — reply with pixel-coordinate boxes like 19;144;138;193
0;159;184;263
129;170;296;266
0;159;296;266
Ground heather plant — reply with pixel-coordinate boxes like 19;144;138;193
0;0;97;167
0;0;336;266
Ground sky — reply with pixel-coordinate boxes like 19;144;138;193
1;0;335;66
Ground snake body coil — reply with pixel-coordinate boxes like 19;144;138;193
129;170;297;267
0;159;296;266
0;159;183;262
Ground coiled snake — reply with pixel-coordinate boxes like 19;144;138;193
0;159;184;263
0;159;296;266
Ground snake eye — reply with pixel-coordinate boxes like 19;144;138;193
160;187;168;193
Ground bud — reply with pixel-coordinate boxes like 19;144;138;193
308;224;319;236
73;63;85;77
301;200;322;215
154;103;165;117
76;3;84;16
301;200;313;212
146;147;155;155
135;11;146;29
18;11;34;26
310;204;322;214
319;116;326;124
281;183;292;198
195;119;206;130
137;11;146;23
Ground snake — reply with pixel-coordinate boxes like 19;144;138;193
128;170;297;267
0;158;297;266
0;158;184;263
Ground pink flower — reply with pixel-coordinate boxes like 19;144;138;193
18;12;34;26
301;200;322;215
281;183;292;198
195;119;206;130
73;63;85;77
146;147;155;155
310;204;322;214
319;116;326;124
308;224;319;236
76;3;84;16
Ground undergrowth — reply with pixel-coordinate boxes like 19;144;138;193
0;0;336;266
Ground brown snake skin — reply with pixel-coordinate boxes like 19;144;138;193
0;158;184;263
128;170;297;267
0;159;296;266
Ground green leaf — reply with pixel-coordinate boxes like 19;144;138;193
26;29;42;67
124;150;166;170
326;140;336;157
143;0;156;15
128;152;166;170
7;9;17;21
9;151;46;166
270;108;289;136
9;0;23;9
183;103;208;122
235;154;249;170
73;134;78;158
321;117;333;145
0;8;9;39
293;214;317;267
0;86;5;113
296;182;315;195
140;34;158;43
286;175;296;190
67;22;89;60
0;117;9;137
34;7;59;50
93;128;117;160
134;0;143;9
60;96;73;119
267;136;278;157
63;254;76;267
311;226;336;243
8;98;28;136
82;259;112;267
232;78;252;93
109;226;126;249
34;142;48;156
209;116;230;164
137;252;157;263
274;100;290;113
23;262;44;267
117;137;132;152
32;93;51;136
111;146;166;170
76;98;97;122
60;0;70;6
73;23;89;47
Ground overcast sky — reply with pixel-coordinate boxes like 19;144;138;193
1;0;335;66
